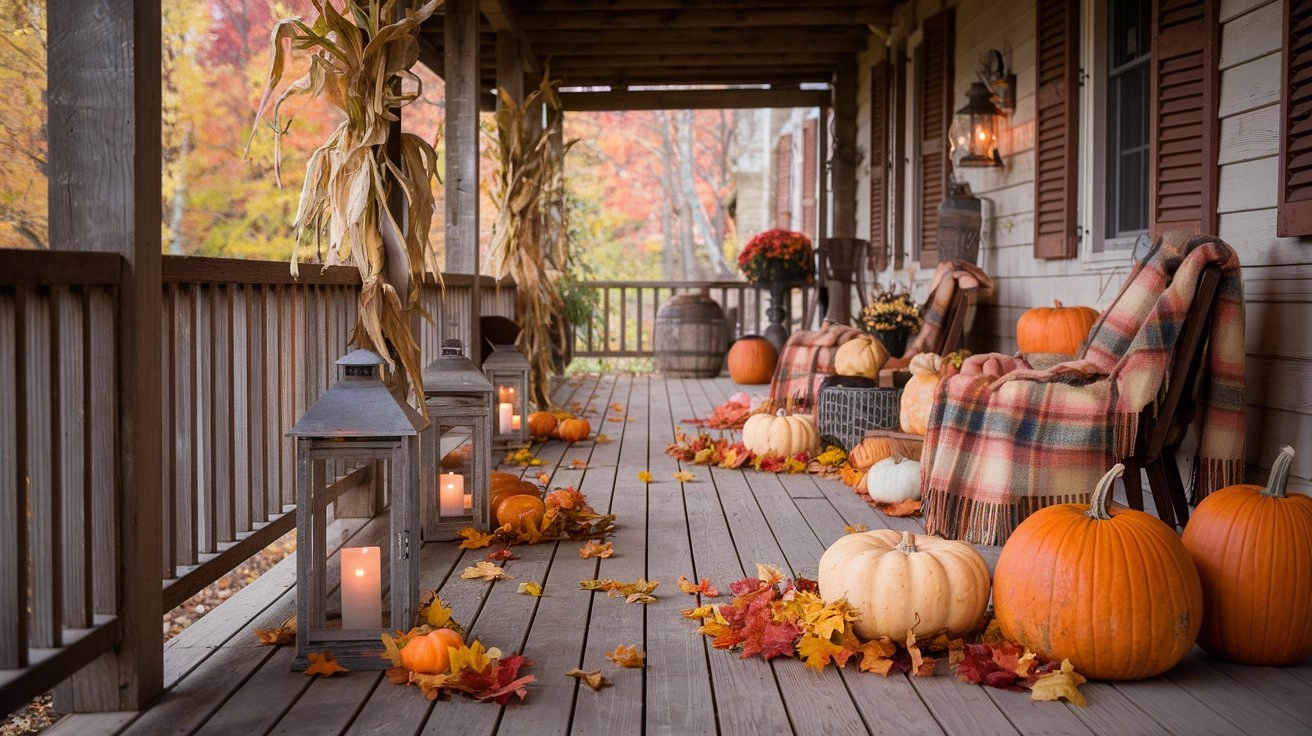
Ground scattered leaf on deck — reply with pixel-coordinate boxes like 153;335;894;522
843;524;869;534
676;576;720;597
610;402;624;412
255;616;296;646
305;651;348;677
681;604;715;620
579;540;614;559
485;547;518;561
458;527;496;549
595;434;610;444
517;581;542;597
565;668;611;691
673;471;695;482
606;416;623;422
638;471;653;483
1030;659;1087;706
625;592;657;605
606;644;646;668
462;561;513;582
878;498;922;517
536;471;551;485
570;458;589;469
421;594;458;630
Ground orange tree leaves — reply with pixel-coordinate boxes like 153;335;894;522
304;651;348;677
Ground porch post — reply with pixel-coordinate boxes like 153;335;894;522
47;0;163;710
445;0;481;354
825;61;860;324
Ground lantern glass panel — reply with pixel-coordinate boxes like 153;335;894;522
484;345;531;449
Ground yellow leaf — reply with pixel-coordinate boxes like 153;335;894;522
796;634;845;672
448;640;494;676
565;668;611;691
422;595;456;630
681;604;715;620
606;644;646;668
579;540;614;559
305;651;349;677
518;581;543;597
638;471;653;483
673;471;695;482
461;561;512;582
1030;659;1088;706
595;433;610;444
843;524;869;534
625;592;657;605
457;527;496;550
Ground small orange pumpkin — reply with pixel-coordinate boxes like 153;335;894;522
399;628;464;674
1182;446;1312;666
491;478;541;511
898;353;943;435
496;494;547;531
1016;300;1099;355
526;411;558;439
727;336;777;384
555;417;591;443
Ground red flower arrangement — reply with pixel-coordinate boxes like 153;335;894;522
737;229;814;285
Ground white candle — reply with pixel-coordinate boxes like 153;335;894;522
340;546;381;629
498;402;513;434
511;414;522;431
439;473;465;516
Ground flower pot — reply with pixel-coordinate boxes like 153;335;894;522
871;329;908;358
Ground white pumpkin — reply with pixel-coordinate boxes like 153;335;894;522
818;530;991;641
741;410;818;457
863;456;921;503
833;334;891;378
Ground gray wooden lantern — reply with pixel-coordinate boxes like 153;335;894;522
286;349;426;671
422;339;493;541
483;344;531;450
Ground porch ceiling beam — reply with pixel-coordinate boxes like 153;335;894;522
527;0;881;9
543;52;849;68
514;7;892;30
552;67;835;87
558;88;830;111
533;37;870;57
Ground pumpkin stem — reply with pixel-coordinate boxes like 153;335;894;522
1086;464;1125;520
895;530;918;554
775;409;788;417
1261;446;1297;499
1053;300;1064;308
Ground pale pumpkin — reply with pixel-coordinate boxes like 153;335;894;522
862;456;922;504
898;353;943;435
994;464;1203;680
727;336;778;384
399;628;464;674
833;333;891;379
526;411;558;439
818;530;990;641
1016;300;1099;355
741;409;818;457
848;435;923;469
1182;446;1312;666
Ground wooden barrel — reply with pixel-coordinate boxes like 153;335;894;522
654;293;728;378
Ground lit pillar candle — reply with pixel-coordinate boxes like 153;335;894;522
511;414;522;431
498;402;513;434
340;546;381;629
439;473;465;516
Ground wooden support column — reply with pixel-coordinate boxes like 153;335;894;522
445;0;481;354
47;0;163;710
496;31;525;105
830;62;858;238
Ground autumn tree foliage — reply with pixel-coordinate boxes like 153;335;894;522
0;1;47;249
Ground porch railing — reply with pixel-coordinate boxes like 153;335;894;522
0;250;514;714
571;280;816;359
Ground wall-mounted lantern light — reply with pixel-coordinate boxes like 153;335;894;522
950;81;1005;168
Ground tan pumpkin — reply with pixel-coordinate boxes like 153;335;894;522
899;353;943;435
555;417;591;443
833;334;891;379
1016;300;1099;355
1182;446;1312;666
994;464;1203;680
727;336;778;384
526;411;558;439
818;530;990;641
399;628;464;674
862;456;922;504
848;435;923;469
741;409;818;457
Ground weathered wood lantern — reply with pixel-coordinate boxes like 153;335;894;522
287;349;426;671
484;344;531;451
422;339;493;541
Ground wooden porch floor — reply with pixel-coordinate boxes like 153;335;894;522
50;373;1312;736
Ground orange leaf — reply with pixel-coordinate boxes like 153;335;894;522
305;651;349;677
606;644;646;668
610;403;624;412
565;668;611;691
606;416;623;422
579;540;614;559
676;575;720;597
255;616;296;646
878;498;922;517
570;458;589;469
458;527;496;549
843;524;869;534
535;471;551;485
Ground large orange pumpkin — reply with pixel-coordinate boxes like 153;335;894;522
496;494;547;531
727;336;777;384
526;411;558;439
1016;300;1099;355
399;628;464;674
1182;446;1312;665
491;478;541;511
993;464;1203;680
555;417;591;443
898;353;943;435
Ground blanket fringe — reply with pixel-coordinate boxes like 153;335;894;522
923;485;1091;546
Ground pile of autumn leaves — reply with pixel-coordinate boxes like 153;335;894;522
687;564;1087;705
665;426;847;474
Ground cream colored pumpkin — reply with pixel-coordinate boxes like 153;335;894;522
833;334;891;379
899;353;944;435
863;456;922;504
818;530;990;641
741;410;818;457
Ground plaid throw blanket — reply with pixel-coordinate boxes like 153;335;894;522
764;322;864;415
922;233;1246;545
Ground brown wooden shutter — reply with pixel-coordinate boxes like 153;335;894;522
870;55;891;271
1150;0;1219;237
918;7;954;269
775;133;793;229
801;118;818;240
1279;0;1312;236
1033;0;1079;259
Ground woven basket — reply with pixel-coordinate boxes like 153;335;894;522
817;382;903;451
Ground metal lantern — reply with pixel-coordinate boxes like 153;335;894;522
422;339;493;541
483;344;531;450
287;349;426;671
949;81;1004;168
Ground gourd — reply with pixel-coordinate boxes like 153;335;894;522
863;456;921;504
555;417;591;443
1016;300;1099;356
399;628;464;674
833;334;891;379
496;494;547;531
1182;446;1312;666
727;336;778;384
848;436;923;469
741;410;818;457
899;353;943;435
958;353;1020;379
526;411;558;439
818;530;990;641
994;464;1203;680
